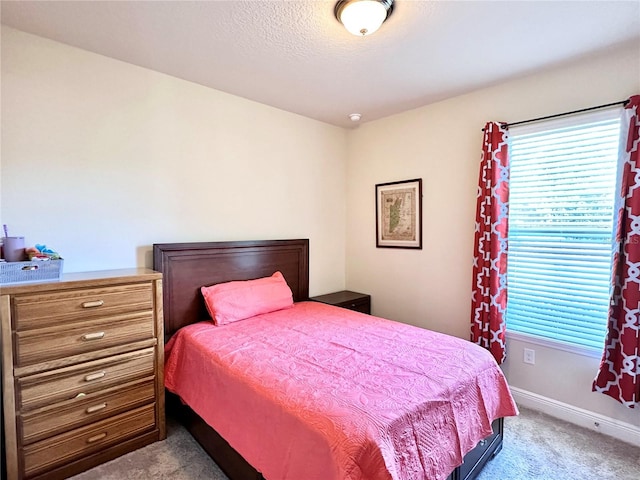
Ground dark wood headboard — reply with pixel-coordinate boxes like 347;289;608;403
153;239;309;339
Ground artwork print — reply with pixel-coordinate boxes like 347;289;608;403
376;178;422;249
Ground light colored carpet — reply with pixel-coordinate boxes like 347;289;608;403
70;407;639;480
476;408;639;480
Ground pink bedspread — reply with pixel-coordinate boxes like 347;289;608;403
165;302;518;480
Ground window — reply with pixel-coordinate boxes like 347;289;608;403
506;108;622;351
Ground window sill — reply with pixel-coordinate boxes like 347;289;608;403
506;330;604;359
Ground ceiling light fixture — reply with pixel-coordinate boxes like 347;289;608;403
334;0;394;36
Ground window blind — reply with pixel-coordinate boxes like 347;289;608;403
506;109;622;350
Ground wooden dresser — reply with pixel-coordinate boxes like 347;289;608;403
0;269;165;480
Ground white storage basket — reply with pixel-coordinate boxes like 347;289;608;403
0;259;64;285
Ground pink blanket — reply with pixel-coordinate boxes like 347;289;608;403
165;302;518;480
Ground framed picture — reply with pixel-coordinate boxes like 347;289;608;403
375;178;422;249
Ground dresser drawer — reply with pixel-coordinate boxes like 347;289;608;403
23;403;156;478
19;348;155;411
15;311;155;367
20;377;156;445
13;283;153;331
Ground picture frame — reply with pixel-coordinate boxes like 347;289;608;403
375;178;422;249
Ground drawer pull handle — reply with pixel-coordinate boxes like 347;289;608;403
82;300;104;308
86;403;107;414
86;432;107;444
84;371;106;382
82;332;105;341
74;392;86;398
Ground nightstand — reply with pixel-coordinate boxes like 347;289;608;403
310;290;371;315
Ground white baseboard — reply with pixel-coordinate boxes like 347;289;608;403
510;387;640;447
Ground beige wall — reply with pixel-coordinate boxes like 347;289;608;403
346;41;640;427
0;27;347;296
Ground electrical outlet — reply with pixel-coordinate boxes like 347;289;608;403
523;348;535;365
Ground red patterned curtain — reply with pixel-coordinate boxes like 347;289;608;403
471;122;509;364
593;95;640;408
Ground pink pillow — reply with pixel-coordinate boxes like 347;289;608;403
201;271;293;325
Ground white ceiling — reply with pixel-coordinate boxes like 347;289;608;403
1;1;639;128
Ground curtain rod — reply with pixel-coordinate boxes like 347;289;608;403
482;99;629;131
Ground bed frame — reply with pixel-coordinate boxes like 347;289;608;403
153;239;503;480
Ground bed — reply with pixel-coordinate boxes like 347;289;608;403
154;239;518;480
